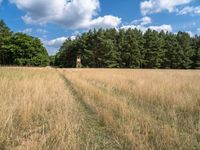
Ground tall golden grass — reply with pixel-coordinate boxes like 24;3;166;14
0;67;199;149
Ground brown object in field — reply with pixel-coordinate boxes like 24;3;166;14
76;56;82;68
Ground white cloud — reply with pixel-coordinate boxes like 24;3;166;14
36;29;47;34
84;15;121;29
132;16;152;25
178;6;200;15
73;30;81;36
21;28;32;34
185;31;194;37
70;35;76;40
44;37;67;48
9;0;121;29
43;37;67;55
149;25;172;32
197;28;200;34
121;25;145;31
121;16;172;33
43;36;77;54
121;24;172;33
141;0;192;15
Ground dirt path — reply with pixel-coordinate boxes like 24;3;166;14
57;69;199;149
57;69;126;150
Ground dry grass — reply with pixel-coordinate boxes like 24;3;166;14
60;69;200;150
0;67;103;150
0;67;200;149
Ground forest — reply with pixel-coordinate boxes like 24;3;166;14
54;28;200;69
1;19;200;69
0;20;49;66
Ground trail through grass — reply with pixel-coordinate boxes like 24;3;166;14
0;67;199;150
58;69;128;149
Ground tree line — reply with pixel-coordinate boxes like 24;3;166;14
54;28;200;69
0;20;49;66
1;19;200;69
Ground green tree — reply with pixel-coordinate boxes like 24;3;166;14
176;32;194;69
0;20;49;66
11;33;49;66
191;35;200;69
0;20;13;65
143;29;164;68
163;33;183;68
54;28;199;69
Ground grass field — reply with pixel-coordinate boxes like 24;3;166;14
0;67;199;150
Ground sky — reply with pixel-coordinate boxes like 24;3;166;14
0;0;200;55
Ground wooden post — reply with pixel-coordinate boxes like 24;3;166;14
76;56;82;68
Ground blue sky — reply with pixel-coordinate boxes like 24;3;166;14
0;0;200;54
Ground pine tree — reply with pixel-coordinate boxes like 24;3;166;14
104;28;120;67
117;29;126;67
164;33;183;68
177;32;194;69
124;29;141;68
54;28;199;69
143;29;164;68
135;29;144;68
191;35;200;69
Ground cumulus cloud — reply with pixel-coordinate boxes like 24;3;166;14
185;31;194;37
132;16;152;25
121;16;172;33
9;0;121;29
36;29;47;34
121;25;145;31
148;25;172;32
121;24;172;33
43;37;67;55
44;37;68;48
21;28;32;34
85;15;121;29
141;0;192;15
43;36;77;54
178;6;200;15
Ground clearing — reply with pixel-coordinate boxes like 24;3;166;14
0;67;199;150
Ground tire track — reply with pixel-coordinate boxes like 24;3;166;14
56;69;128;150
77;75;200;149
